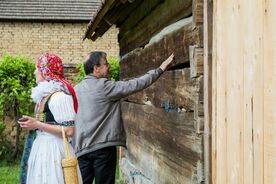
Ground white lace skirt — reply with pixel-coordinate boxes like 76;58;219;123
26;131;83;184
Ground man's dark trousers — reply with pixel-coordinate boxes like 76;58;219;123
78;146;117;184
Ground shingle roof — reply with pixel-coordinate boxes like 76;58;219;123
0;0;102;22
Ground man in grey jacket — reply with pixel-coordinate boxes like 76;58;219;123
74;51;174;184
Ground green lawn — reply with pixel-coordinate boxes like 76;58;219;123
0;164;126;184
0;165;20;184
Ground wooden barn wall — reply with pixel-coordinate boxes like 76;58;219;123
119;0;205;183
118;0;193;56
212;0;276;183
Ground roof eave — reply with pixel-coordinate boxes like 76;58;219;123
83;0;113;40
83;0;138;41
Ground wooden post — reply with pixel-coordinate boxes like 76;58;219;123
194;76;204;134
203;0;213;183
189;46;204;78
193;0;204;28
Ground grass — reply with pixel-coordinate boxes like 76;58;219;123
0;165;20;184
0;163;127;184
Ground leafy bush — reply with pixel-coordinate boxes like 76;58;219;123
0;123;12;163
72;63;85;84
108;56;120;81
0;54;35;117
0;54;36;161
73;56;120;83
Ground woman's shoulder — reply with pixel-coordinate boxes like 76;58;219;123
49;91;73;104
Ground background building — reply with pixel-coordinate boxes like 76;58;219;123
0;0;119;64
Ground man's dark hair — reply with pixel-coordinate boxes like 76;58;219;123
84;51;107;75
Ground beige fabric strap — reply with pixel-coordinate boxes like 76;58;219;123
62;126;71;158
36;91;62;122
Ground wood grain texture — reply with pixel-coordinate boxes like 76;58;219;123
124;68;202;111
203;0;213;183
189;46;203;78
192;0;203;28
264;0;276;183
118;0;193;55
119;0;164;36
121;102;203;183
212;0;269;183
120;22;203;79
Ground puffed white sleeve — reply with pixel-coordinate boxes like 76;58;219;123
48;92;76;126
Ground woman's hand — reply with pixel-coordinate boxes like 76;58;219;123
18;115;40;130
159;53;174;71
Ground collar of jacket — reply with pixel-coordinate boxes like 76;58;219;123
84;74;98;79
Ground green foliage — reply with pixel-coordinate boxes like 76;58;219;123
0;54;35;163
108;56;120;81
0;165;20;183
72;62;85;84
0;123;12;163
73;56;120;83
0;54;35;118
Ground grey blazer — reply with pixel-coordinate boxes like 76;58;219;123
74;68;163;157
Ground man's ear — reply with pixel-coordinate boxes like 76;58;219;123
94;66;99;73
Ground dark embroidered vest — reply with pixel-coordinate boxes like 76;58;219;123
35;91;75;126
35;91;57;123
43;98;56;122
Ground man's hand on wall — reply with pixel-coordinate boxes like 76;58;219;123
159;53;174;71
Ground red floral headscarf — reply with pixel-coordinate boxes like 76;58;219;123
37;53;78;113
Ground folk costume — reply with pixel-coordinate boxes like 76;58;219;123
20;53;82;184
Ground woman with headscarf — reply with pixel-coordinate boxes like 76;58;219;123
19;53;82;184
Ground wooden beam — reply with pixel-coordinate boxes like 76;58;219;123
203;0;213;183
91;0;143;40
194;76;204;134
84;0;116;40
192;0;204;28
119;0;165;37
189;46;204;78
194;117;204;135
121;102;203;183
124;68;202;111
119;0;193;55
120;21;203;79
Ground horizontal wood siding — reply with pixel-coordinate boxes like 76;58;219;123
118;0;193;55
120;21;203;79
124;69;201;111
121;102;203;183
119;1;204;183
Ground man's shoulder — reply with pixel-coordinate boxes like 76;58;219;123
74;77;110;90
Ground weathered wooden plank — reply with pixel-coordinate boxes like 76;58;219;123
124;68;201;111
189;46;203;78
119;0;164;36
118;0;193;55
120;157;153;184
121;102;203;183
123;135;202;184
192;0;203;28
194;76;204;134
91;0;143;40
85;0;117;40
120;21;203;79
122;102;200;155
203;0;213;183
